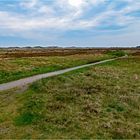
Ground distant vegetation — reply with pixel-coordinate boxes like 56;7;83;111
106;50;126;57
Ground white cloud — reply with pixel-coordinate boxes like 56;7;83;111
0;0;107;32
68;0;84;8
0;0;140;42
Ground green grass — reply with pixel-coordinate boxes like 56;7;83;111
14;90;45;126
106;50;127;57
0;54;112;84
0;56;140;139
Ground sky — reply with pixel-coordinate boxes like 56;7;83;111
0;0;140;47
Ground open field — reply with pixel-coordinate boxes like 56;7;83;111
0;54;113;84
0;57;120;91
0;54;140;139
0;47;139;84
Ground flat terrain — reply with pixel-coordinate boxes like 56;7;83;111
0;57;119;91
0;55;140;139
0;54;112;84
1;47;139;84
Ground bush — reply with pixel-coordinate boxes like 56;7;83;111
106;50;126;57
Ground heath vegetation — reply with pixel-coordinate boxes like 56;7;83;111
0;55;139;139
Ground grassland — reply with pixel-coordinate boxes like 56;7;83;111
0;56;139;139
0;54;112;84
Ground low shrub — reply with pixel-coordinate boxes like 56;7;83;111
106;50;126;57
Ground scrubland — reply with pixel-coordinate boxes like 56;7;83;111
0;54;112;84
0;50;139;139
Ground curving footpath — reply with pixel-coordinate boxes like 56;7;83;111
0;57;125;91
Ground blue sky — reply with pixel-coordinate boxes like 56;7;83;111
0;0;140;47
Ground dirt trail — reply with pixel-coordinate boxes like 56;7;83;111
0;57;124;91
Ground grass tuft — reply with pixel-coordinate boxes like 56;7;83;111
14;90;45;126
